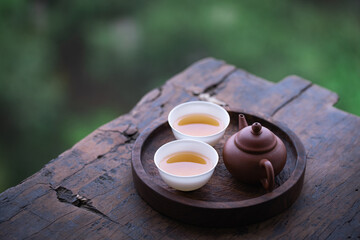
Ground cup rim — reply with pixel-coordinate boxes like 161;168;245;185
168;101;230;138
154;139;219;178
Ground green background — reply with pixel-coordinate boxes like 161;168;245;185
0;0;359;192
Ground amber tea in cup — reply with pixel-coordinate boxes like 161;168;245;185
159;151;212;176
168;101;230;145
154;139;219;191
173;113;223;137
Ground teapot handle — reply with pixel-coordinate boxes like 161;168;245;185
259;159;275;192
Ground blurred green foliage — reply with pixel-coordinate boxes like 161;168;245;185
0;0;359;192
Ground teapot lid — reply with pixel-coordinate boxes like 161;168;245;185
234;122;277;153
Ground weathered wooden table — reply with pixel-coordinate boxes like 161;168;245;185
1;58;359;239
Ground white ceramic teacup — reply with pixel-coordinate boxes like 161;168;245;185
168;101;230;146
154;139;219;191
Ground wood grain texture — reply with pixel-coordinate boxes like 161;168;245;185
0;58;359;239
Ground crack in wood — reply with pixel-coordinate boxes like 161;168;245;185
98;124;138;144
57;127;138;185
54;186;119;225
158;103;166;117
271;83;313;117
194;68;237;97
189;67;236;108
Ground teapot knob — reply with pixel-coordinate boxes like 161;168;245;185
235;122;276;153
251;122;262;135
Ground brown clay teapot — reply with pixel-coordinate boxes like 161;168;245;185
223;114;287;191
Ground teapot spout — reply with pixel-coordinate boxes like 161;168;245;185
238;114;248;130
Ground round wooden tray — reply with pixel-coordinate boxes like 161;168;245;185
131;111;306;227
